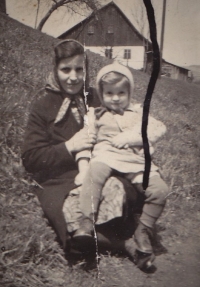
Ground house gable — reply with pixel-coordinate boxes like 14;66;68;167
59;2;144;47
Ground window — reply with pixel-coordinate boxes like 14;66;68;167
107;25;114;34
124;49;131;59
88;25;94;34
105;48;113;59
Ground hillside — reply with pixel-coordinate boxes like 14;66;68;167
1;12;200;287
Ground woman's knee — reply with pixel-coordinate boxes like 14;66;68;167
145;176;169;205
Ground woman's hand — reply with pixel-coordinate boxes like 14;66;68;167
65;128;96;153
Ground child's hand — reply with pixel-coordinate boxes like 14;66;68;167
112;134;129;149
65;128;96;153
75;158;89;186
149;146;154;155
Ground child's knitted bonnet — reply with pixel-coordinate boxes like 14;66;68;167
96;63;135;105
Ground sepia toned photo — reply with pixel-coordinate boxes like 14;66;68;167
0;0;200;286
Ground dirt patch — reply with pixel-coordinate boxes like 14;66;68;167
149;232;200;287
93;212;200;287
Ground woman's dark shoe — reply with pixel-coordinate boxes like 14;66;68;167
134;222;153;254
72;217;95;252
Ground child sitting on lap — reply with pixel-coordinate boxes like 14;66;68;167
74;63;168;258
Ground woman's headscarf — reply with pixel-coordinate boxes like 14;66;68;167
96;62;135;103
46;39;89;124
95;63;135;119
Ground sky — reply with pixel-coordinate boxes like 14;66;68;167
5;0;200;67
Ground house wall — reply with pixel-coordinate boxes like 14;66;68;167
87;46;144;70
162;62;189;81
61;3;144;47
178;67;188;81
170;66;188;81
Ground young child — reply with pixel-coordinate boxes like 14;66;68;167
74;63;168;257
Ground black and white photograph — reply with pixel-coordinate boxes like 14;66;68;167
0;0;200;286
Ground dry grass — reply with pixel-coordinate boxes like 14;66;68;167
0;12;200;287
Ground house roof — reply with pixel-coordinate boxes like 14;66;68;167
58;1;151;45
163;59;190;72
58;1;188;71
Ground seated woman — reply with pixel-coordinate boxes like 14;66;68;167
21;39;142;264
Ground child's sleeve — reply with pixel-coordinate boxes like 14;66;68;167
127;116;166;145
147;115;167;143
120;106;166;146
130;105;166;143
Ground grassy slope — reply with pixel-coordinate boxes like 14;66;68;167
0;12;200;287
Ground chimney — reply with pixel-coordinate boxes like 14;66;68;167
0;0;6;14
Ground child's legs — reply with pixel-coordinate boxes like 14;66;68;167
136;175;169;228
80;161;113;219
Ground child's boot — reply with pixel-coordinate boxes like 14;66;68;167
134;250;155;270
134;221;153;254
134;201;166;253
134;221;155;270
123;238;155;270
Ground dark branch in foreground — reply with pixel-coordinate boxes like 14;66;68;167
142;0;160;190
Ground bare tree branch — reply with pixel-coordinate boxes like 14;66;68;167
34;0;40;28
36;0;99;31
37;0;72;31
130;1;149;40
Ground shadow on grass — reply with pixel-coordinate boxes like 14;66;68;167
153;224;168;256
65;242;99;271
63;218;168;274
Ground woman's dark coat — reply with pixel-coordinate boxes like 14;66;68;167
22;85;101;250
